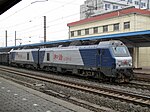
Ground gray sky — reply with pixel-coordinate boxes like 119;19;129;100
0;0;85;47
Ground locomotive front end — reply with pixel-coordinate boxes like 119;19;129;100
110;41;133;83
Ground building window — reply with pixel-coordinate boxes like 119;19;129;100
105;4;110;10
103;25;108;32
141;2;146;8
113;5;118;9
77;30;81;36
85;28;89;35
71;31;74;37
27;53;29;60
93;27;98;34
47;53;50;61
113;23;119;31
135;1;139;5
128;0;132;3
124;22;130;29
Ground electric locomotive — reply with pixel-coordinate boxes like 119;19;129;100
9;40;133;83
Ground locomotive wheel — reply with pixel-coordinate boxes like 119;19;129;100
124;78;129;83
94;72;107;81
115;73;125;83
45;66;50;72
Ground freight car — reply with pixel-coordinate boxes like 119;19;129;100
9;40;133;83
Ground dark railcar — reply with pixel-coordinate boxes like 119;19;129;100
0;52;9;65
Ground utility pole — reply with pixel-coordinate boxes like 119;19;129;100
44;16;46;43
5;30;7;47
15;31;16;46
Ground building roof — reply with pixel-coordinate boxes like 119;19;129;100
103;0;128;6
0;0;22;15
26;30;150;47
0;30;149;51
67;7;150;27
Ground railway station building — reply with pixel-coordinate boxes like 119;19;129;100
67;7;150;68
80;0;150;20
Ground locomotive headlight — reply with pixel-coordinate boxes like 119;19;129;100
129;60;132;66
116;60;122;67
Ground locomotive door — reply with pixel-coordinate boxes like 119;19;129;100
96;49;103;67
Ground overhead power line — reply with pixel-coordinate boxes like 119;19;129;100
0;0;80;30
0;4;31;22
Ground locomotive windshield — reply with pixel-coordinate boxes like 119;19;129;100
111;46;130;57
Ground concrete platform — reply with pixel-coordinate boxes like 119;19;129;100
134;68;150;75
0;77;92;112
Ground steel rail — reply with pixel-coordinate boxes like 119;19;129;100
0;67;150;107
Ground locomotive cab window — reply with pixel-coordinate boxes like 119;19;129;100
47;53;50;61
112;47;129;57
27;53;29;60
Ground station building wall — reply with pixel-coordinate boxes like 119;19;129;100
69;13;150;38
139;47;150;67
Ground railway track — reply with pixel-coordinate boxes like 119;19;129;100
128;81;150;90
115;81;150;92
0;66;150;108
134;72;150;82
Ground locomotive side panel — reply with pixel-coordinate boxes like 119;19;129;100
41;48;84;66
9;49;39;68
39;47;99;74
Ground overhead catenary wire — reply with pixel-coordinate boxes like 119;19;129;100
0;0;84;46
0;11;79;37
0;4;31;22
0;1;81;45
0;0;81;29
16;12;79;33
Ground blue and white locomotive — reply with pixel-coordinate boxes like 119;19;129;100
9;40;133;83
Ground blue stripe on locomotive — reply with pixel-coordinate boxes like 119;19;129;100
79;48;97;67
79;48;115;68
39;51;45;64
31;51;39;64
